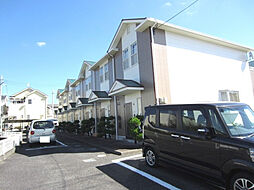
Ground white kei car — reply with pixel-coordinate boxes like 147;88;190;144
28;120;56;146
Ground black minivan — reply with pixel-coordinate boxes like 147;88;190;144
142;103;254;190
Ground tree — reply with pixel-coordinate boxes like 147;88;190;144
128;116;143;144
81;118;95;136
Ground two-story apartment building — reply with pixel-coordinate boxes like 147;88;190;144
8;88;48;122
58;17;254;140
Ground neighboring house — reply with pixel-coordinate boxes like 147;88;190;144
8;88;48;122
58;17;254;140
47;104;58;119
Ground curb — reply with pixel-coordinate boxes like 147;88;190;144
60;134;122;155
0;147;15;162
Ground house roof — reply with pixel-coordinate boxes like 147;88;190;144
78;98;90;105
58;89;64;93
115;79;143;88
92;91;110;98
108;18;146;52
68;79;76;85
1;95;7;101
108;79;144;96
249;60;254;67
88;91;111;103
11;87;47;98
69;102;76;108
71;60;96;86
136;18;254;52
90;18;146;70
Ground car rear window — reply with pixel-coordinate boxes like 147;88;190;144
33;121;54;129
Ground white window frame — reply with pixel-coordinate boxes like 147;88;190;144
99;67;104;83
219;90;240;102
104;63;109;81
123;48;129;70
131;42;138;66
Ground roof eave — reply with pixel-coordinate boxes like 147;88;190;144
136;18;254;52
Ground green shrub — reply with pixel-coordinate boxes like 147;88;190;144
97;116;115;139
81;118;95;136
73;120;80;134
128;116;143;143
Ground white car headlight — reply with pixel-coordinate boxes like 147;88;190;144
249;148;254;162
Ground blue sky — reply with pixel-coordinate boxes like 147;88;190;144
1;0;254;103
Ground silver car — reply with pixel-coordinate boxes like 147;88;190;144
28;120;56;146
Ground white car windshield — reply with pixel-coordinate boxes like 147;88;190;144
219;105;254;137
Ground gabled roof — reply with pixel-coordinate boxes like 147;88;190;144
136;18;254;52
88;91;111;103
57;89;64;97
109;79;144;96
78;98;90;104
11;87;47;98
11;87;34;97
108;18;146;52
71;60;96;87
27;90;48;98
115;79;143;87
69;102;76;108
92;91;110;98
90;18;146;70
68;79;75;84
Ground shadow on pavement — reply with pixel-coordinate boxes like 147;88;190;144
15;132;113;157
97;158;222;190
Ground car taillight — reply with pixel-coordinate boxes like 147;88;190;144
52;129;56;133
30;131;34;135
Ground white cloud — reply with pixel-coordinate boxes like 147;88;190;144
36;42;46;47
186;11;195;15
164;2;172;7
181;1;187;5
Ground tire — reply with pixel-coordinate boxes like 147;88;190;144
145;147;158;167
229;172;254;190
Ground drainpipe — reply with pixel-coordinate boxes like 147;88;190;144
107;52;118;140
150;23;159;105
94;101;97;135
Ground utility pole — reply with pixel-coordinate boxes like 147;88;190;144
52;90;54;118
0;75;4;133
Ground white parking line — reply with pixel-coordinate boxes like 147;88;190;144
83;158;96;163
25;140;68;151
112;154;142;163
56;140;68;147
112;154;181;190
97;154;106;158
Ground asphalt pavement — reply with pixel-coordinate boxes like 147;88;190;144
0;133;222;190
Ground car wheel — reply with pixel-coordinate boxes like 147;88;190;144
145;147;158;167
230;172;254;190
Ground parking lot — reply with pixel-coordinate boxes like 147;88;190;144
0;134;222;190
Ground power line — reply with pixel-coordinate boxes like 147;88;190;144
156;0;200;29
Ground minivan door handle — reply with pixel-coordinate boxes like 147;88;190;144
180;136;191;140
171;134;179;138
